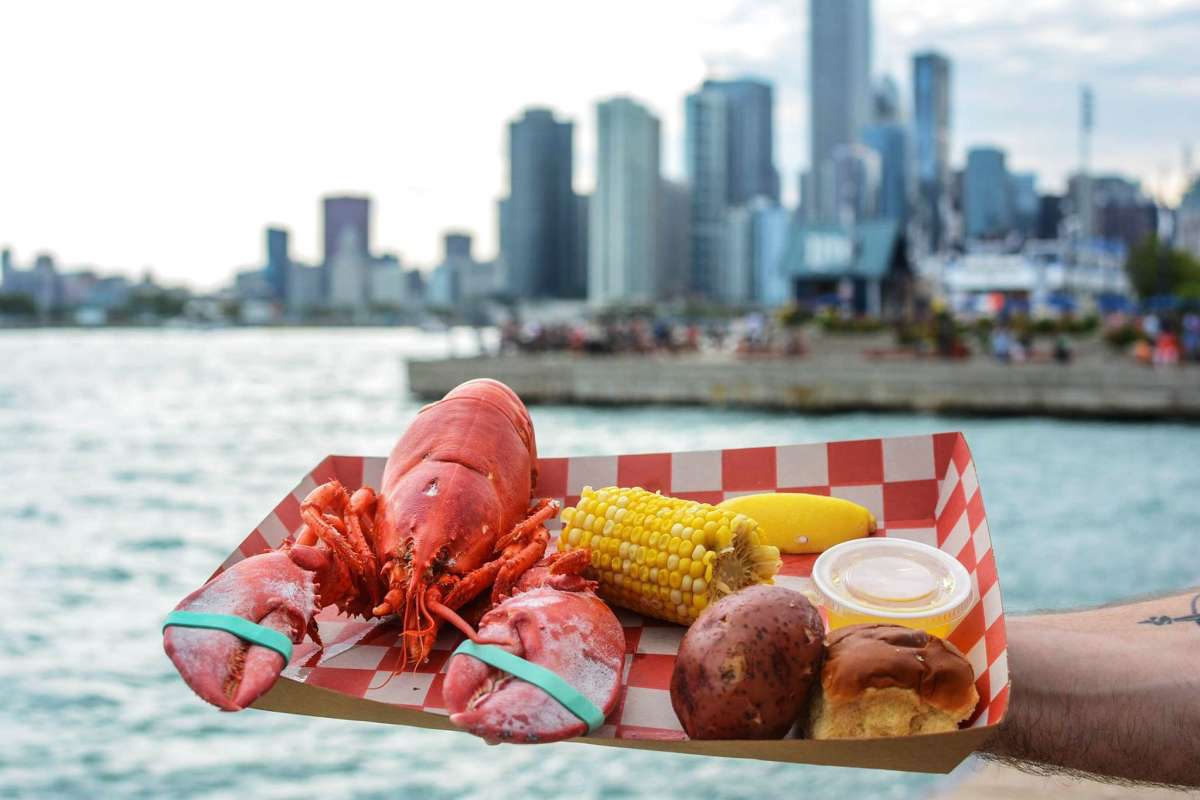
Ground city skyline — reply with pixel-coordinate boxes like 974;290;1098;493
2;1;1199;288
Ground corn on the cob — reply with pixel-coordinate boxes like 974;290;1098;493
556;485;782;625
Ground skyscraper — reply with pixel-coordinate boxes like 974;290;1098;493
685;77;779;299
657;180;692;301
964;146;1013;239
500;108;580;299
712;79;779;205
809;0;872;222
685;87;729;298
590;97;660;307
1010;172;1039;237
826;144;881;224
862;122;908;224
913;51;952;250
322;196;371;269
264;227;289;302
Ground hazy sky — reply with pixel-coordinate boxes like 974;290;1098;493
2;0;1198;288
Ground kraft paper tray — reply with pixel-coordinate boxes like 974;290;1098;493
210;432;1007;774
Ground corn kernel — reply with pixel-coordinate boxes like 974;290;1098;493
691;544;706;561
689;560;704;579
680;575;693;592
692;578;707;595
678;557;691;575
669;572;682;589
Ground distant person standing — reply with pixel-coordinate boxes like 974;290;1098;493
1182;313;1200;361
991;326;1012;363
1053;335;1073;364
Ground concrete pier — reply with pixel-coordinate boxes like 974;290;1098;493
408;355;1200;419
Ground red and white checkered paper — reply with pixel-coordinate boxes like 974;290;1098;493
213;432;1008;742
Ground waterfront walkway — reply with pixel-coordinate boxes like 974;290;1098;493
408;352;1200;419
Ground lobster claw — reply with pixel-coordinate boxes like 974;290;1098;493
162;548;323;711
443;586;624;744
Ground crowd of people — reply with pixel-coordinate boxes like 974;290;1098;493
496;309;1200;367
1126;312;1200;366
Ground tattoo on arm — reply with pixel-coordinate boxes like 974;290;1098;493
1137;593;1200;627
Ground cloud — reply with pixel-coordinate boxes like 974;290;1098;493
0;0;1197;286
705;0;1200;202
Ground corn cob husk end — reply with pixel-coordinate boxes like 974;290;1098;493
711;516;783;601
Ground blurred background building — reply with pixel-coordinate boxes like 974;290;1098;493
589;97;661;307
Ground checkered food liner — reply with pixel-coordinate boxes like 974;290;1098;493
213;432;1008;742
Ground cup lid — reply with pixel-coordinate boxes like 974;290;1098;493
812;537;974;626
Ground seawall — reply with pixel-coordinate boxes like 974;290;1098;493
407;355;1200;419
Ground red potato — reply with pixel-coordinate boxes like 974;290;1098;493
670;584;825;739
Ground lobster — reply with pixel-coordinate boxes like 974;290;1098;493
163;379;597;719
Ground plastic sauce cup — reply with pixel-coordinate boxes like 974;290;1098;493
812;538;974;639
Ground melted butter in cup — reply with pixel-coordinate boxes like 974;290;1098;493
813;538;974;638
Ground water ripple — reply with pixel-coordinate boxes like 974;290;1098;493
2;328;1198;799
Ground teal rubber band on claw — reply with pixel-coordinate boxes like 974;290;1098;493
162;611;294;663
453;639;606;734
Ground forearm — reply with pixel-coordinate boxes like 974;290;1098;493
981;590;1200;787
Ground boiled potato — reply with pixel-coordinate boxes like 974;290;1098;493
669;584;824;739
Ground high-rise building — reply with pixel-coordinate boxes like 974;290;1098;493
444;232;472;260
685;78;779;300
322;196;371;288
499;108;580;299
710;79;779;205
964;146;1013;239
752;203;792;307
685;87;730;298
1178;177;1200;261
264;227;289;302
809;0;872;222
722;197;791;306
1065;173;1157;250
862;122;908;224
0;248;13;289
657;180;692;301
826;144;881;225
327;226;369;311
913;51;952;250
286;262;323;314
1037;194;1064;240
430;231;496;306
722;205;755;305
589;97;661;307
872;75;900;123
1010;172;1038;237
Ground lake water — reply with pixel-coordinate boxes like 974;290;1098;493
3;329;1198;800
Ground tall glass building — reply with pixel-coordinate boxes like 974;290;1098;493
809;0;872;222
589;97;660;306
861;122;908;224
321;195;370;293
913;51;952;250
685;78;778;299
500;108;581;299
964;146;1013;239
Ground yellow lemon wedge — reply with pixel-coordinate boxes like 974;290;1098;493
717;492;876;554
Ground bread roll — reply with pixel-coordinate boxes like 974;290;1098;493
808;624;979;739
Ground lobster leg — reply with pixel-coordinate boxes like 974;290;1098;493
391;501;559;669
491;528;549;603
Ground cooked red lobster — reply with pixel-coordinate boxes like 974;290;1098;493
163;378;622;741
